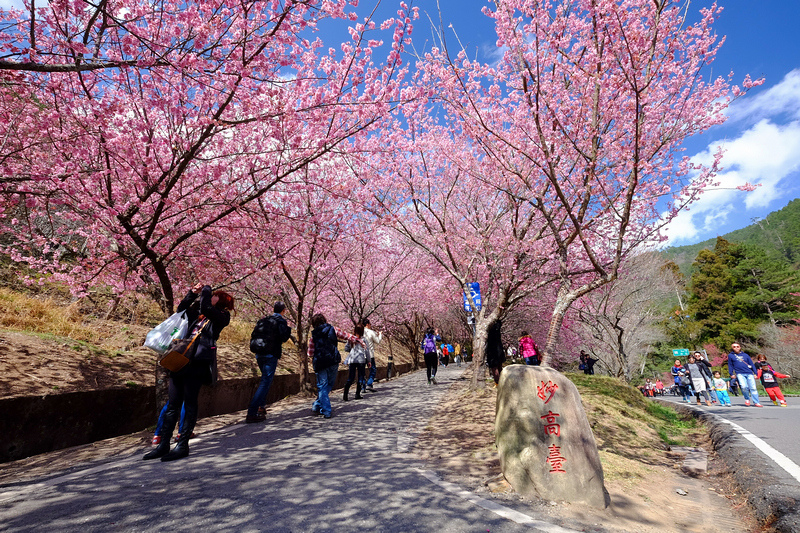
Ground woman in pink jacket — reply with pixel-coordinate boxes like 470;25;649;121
518;331;540;366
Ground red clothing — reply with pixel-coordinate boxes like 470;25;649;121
306;327;360;359
757;367;790;389
518;336;538;360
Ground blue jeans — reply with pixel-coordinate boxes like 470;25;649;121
155;403;186;436
677;383;692;402
366;358;377;387
716;390;732;405
312;365;338;417
707;387;719;403
248;355;278;418
736;373;760;405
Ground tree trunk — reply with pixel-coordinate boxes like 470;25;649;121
541;295;575;366
469;318;492;389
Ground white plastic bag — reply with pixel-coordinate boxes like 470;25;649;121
144;311;189;354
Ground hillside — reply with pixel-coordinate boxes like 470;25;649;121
0;289;414;399
663;198;800;276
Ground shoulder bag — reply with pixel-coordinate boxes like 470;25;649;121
158;319;209;372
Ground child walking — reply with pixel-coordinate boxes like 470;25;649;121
712;371;732;406
755;354;790;407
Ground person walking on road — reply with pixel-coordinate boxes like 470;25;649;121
308;313;362;419
343;324;370;401
712;371;733;406
755;354;790;407
485;319;505;386
671;359;693;403
421;328;441;384
362;318;382;392
144;283;234;461
686;354;712;406
693;351;717;404
727;342;762;407
245;301;292;423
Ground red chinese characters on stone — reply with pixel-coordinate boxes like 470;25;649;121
541;410;561;436
537;380;559;404
546;444;567;473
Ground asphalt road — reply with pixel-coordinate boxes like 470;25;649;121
0;365;578;533
661;393;800;485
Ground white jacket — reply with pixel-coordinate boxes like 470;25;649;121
363;328;382;359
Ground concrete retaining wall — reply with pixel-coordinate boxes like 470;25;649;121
1;363;413;463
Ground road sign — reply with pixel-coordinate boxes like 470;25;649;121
671;348;690;357
463;282;482;312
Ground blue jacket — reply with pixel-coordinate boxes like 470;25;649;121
727;351;756;376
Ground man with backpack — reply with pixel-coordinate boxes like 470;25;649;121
245;302;292;423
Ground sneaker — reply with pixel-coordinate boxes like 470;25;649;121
431;377;438;385
311;409;321;416
151;436;162;445
367;386;376;392
745;400;750;407
245;414;266;423
427;378;432;385
780;403;788;407
754;403;763;407
323;413;332;419
773;400;779;405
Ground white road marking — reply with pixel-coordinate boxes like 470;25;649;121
417;469;583;532
718;418;800;484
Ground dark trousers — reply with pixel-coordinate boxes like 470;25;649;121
344;363;367;394
161;364;204;443
424;352;438;380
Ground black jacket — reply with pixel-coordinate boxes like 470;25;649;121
485;320;505;368
177;285;230;382
251;313;292;358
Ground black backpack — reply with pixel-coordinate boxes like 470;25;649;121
250;315;279;354
311;323;341;372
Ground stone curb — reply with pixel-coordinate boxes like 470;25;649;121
655;399;800;532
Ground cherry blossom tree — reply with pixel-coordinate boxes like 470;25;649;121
574;253;674;380
380;0;761;375
364;120;559;387
0;0;418;312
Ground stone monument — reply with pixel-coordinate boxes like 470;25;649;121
495;365;610;508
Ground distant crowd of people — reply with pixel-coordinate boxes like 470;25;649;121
147;293;787;463
662;343;790;408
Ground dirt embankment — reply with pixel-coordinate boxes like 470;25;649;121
0;321;412;399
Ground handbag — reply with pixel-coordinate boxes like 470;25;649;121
144;311;189;354
158;319;208;372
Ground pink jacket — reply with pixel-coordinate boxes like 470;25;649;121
518;336;538;359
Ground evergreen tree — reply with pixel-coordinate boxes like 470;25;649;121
685;237;800;349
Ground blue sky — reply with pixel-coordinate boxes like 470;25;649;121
424;0;800;247
3;0;798;247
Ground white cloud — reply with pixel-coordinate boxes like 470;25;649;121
663;72;800;246
726;69;800;124
0;0;27;10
